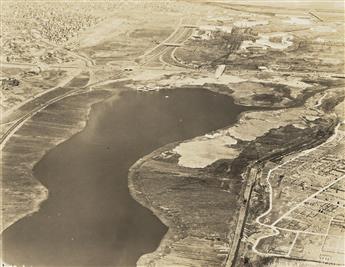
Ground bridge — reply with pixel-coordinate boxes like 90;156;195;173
182;24;199;29
162;43;183;47
309;11;323;22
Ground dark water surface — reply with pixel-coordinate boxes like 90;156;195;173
3;88;249;267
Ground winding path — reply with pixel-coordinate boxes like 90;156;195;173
252;121;344;257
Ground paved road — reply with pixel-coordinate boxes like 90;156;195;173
0;87;85;150
222;93;343;265
139;17;197;66
1;62;79;70
0;29;115;150
252;121;344;258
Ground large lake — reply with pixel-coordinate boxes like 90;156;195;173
2;88;249;267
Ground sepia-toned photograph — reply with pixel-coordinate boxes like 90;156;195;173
0;0;344;266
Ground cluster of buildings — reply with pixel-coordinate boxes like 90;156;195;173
1;2;102;46
37;14;101;44
256;126;345;265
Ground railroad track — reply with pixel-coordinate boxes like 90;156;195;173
0;70;127;150
0;87;84;149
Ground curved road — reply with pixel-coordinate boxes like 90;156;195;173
252;121;344;257
0;15;190;150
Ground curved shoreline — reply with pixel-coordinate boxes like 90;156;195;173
128;142;181;266
1;89;114;233
2;86;245;267
2;82;335;266
1;84;240;232
126;104;256;266
126;111;253;266
126;87;339;266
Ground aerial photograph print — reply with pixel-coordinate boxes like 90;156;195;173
0;0;344;266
